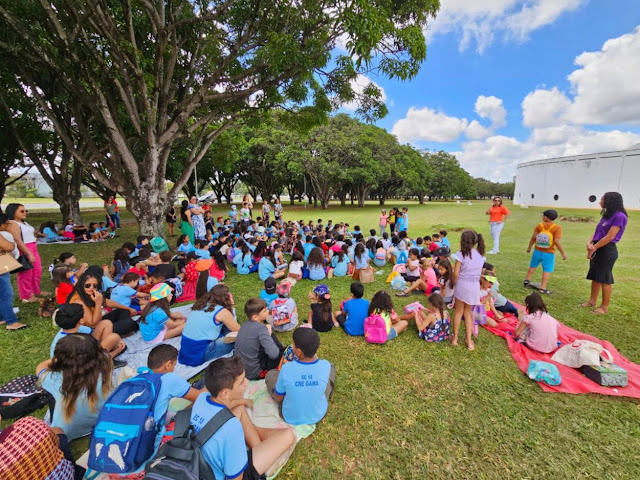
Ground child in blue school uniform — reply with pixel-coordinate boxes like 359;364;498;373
233;245;253;275
176;234;196;256
139;283;186;344
110;272;149;312
260;277;279;304
194;239;212;259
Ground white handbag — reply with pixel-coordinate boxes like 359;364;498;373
551;340;613;368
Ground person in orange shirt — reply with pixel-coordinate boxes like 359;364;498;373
485;196;510;254
524;210;567;294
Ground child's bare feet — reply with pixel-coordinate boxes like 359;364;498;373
466;339;475;351
450;337;459;347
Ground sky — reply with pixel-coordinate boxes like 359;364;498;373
342;0;640;182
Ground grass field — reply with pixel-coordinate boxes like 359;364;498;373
1;201;639;479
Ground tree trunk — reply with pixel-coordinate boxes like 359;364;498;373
379;196;386;205
58;195;83;224
126;158;169;238
339;193;346;206
313;195;318;208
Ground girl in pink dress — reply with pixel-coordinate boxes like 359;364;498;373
451;230;486;350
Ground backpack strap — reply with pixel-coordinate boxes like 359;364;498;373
194;407;235;447
173;407;194;438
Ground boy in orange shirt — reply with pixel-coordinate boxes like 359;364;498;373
523;209;567;294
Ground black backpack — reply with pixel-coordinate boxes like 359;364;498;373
145;406;234;480
0;375;56;421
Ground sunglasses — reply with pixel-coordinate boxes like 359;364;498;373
84;283;99;288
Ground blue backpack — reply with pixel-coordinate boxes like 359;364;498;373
396;250;408;264
88;368;163;474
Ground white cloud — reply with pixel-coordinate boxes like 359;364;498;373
567;26;640;125
521;87;571;128
475;95;507;128
342;74;388;112
427;0;585;53
391;107;469;143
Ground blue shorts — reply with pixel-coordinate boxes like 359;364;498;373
387;327;398;341
529;249;555;273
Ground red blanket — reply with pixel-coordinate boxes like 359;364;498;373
484;311;640;399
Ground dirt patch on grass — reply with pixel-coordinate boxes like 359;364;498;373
559;215;595;223
430;223;472;232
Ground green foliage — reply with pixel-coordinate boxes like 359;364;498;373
475;177;516;198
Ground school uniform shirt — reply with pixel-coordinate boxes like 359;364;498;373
110;284;137;307
331;255;349;277
441;237;450;248
179;306;225;366
190;394;247;480
275;359;333;425
140;307;170;342
258;257;276;281
38;369;107;441
342;298;370;336
233;254;252;275
152;372;191;445
195;248;211;259
288;260;304;277
177;243;196;254
354;254;369;270
260;290;278;305
308;262;326;281
303;243;315;261
50;326;93;357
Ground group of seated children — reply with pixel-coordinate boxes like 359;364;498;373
39;219;115;243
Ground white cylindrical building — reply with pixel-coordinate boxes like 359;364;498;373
514;146;640;209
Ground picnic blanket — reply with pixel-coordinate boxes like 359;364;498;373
484;309;640;398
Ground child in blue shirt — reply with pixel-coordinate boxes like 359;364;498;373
439;229;450;248
328;246;350;278
176;234;196;256
110;272;148;311
306;247;327;281
195;239;212;259
266;327;336;425
258;249;285;281
189;357;295;480
233;246;253;274
139;283;186;343
335;282;370;336
260;277;279;304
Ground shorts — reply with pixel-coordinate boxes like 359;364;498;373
146;327;168;345
529;249;555;273
387;327;398;341
245;449;266;480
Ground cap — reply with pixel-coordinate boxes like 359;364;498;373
276;281;292;297
433;247;450;257
313;283;330;299
195;259;213;271
257;226;266;233
150;283;172;302
264;277;277;294
482;275;498;284
542;209;558;221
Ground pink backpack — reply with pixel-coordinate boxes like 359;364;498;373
364;314;388;344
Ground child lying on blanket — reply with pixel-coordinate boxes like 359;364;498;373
514;292;559;353
188;356;296;480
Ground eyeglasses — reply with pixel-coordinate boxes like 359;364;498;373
84;283;98;288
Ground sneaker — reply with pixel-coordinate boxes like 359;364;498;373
486;250;498;255
113;358;128;369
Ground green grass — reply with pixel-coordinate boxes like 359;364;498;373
1;201;639;479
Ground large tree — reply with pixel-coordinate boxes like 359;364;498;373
0;0;439;236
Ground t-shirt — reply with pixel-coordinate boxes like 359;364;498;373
110;284;137;307
488;205;510;222
240;208;250;221
55;282;74;304
274;359;333;425
593;211;628;243
354;253;369;270
38;369;107;441
330;255;349;277
490;282;507;307
303;243;315;261
140;307;170;342
190;394;247;480
235;321;281;380
533;222;562;253
441;237;450;248
155;263;177;279
195;248;211;260
179;306;224;366
177;243;195;254
523;312;558;353
105;203;117;215
379;214;388;227
308;262;326;281
43;227;58;240
153;372;191;447
310;303;333;332
288;260;304;276
258;257;276;281
260;290;278;304
233;254;252;275
50;326;93;357
342;298;370;336
206;276;219;292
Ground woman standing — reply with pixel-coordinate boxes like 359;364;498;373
581;192;628;315
104;196;120;229
180;200;194;244
188;195;206;240
0;214;27;329
165;204;177;237
243;194;254;218
485;196;510;254
5;203;47;302
274;198;283;223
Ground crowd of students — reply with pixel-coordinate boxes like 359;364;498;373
1;201;573;480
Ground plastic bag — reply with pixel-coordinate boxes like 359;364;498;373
527;360;562;386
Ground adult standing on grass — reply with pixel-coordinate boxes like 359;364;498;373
188;195;206;240
581;192;628;315
180;200;194;244
0;214;27;330
274;198;284;223
485;196;510;254
104;195;121;229
5;203;48;303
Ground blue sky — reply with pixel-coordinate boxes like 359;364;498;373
344;0;640;181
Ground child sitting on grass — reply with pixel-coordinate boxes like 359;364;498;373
335;281;369;336
110;272;149;312
139;283;186;344
51;303;126;367
414;293;450;343
235;298;285;380
287;250;305;280
308;284;338;332
260;277;278;304
52;265;75;305
368;290;408;341
307;247;327;281
269;281;298;332
266;327;336;425
514;292;559;353
327;245;350;278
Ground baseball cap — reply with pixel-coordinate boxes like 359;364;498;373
542;209;558;220
313;284;330;300
433;247;450;257
264;277;277;294
150;283;172;302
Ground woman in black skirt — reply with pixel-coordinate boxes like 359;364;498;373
581;192;628;315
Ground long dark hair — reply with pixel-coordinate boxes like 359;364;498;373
54;252;75;265
5;203;23;221
66;271;102;307
307;247;325;269
525;292;548;315
437;259;453;284
50;334;113;422
313;294;333;327
52;265;72;288
193;284;233;312
368;290;393;316
212;250;227;271
459;230;485;257
354;243;366;261
140;298;172;324
601;192;627;219
195;270;210;299
334;244;348;263
427;292;445;320
253;240;267;259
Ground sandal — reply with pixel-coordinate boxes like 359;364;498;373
395;292;409;297
579;301;596;308
539;289;552;294
591;307;608;315
523;280;531;288
6;323;29;331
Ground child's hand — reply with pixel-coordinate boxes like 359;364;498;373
265;323;273;335
129;308;138;316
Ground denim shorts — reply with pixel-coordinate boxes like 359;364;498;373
529;249;555;273
387;327;398;341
